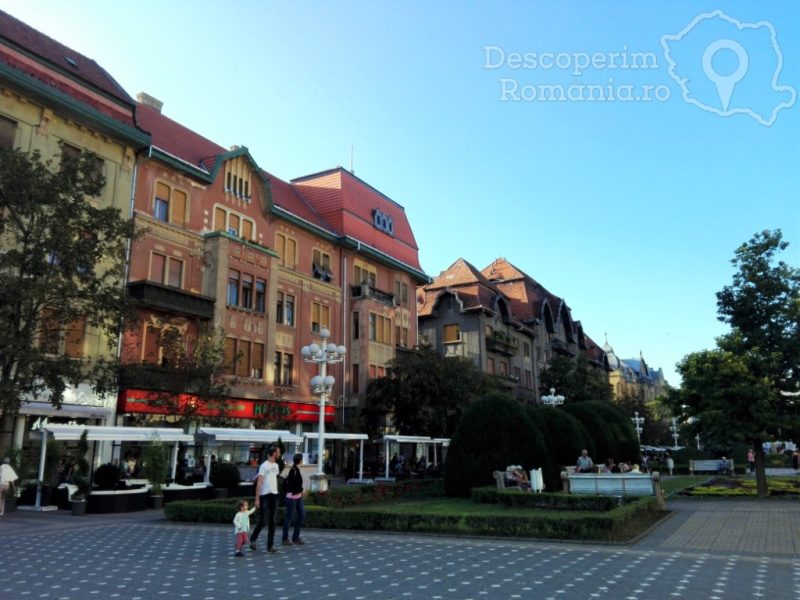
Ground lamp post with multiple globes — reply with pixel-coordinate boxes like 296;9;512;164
301;328;346;490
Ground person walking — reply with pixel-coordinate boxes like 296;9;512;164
0;457;19;517
666;452;674;476
282;453;306;546
250;445;281;554
747;449;755;474
233;499;256;557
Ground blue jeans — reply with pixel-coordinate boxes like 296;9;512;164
282;496;305;542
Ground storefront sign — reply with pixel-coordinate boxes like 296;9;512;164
117;389;334;423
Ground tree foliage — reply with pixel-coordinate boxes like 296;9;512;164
366;347;500;437
539;354;612;403
444;391;549;497
675;229;800;497
0;148;135;436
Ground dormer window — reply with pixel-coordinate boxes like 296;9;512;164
224;158;252;201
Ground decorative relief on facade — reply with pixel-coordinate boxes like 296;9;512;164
276;331;294;349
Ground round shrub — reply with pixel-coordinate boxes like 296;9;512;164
563;402;619;466
588;402;641;464
93;462;121;490
210;462;241;490
444;391;549;497
528;405;595;473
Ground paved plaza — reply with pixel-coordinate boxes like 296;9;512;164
0;499;798;600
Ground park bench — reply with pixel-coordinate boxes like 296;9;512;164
561;471;665;509
689;459;734;474
492;468;545;493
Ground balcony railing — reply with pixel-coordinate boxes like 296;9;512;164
550;338;576;356
350;283;396;307
128;280;215;320
485;330;519;356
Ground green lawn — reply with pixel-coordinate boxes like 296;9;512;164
661;476;708;496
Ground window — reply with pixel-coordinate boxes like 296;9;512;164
224;338;237;375
487;357;495;374
252;343;265;379
514;366;521;381
498;361;508;376
354;264;376;287
311;302;330;334
352;311;360;340
149;253;183;289
275;351;293;386
214;206;254;240
276;233;297;269
368;364;385;381
237;341;251;378
525;370;532;388
154;182;187;226
443;324;462;343
61;143;104;187
524;342;531;358
255;279;266;313
368;313;391;344
0;115;16;148
485;325;493;337
224;161;252;201
227;270;240;306
39;309;86;357
312;249;333;282
241;275;253;309
395;281;409;307
276;292;295;326
394;326;409;348
351;364;359;394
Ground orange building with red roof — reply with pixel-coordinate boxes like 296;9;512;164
116;91;427;455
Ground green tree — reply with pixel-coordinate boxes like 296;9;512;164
366;347;499;437
0;148;135;449
676;230;800;497
123;324;233;431
539;354;612;403
444;391;550;496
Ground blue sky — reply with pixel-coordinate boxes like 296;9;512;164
3;1;798;387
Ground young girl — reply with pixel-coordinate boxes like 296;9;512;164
233;499;256;557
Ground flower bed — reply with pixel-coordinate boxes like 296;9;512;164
679;477;800;497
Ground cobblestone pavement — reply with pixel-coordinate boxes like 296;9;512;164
0;500;798;600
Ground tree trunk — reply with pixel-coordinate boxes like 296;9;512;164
754;443;768;498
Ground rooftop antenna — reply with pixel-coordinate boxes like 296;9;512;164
350;145;354;174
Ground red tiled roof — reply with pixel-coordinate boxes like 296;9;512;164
292;168;422;270
136;103;226;166
419;258;511;318
0;10;135;125
481;258;561;322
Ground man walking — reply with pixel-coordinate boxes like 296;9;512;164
250;445;281;553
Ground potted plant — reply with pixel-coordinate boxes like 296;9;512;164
70;430;91;516
210;461;241;498
141;436;169;509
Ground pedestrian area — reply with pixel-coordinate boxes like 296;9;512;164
0;500;798;600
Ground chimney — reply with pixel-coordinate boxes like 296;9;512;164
136;92;163;113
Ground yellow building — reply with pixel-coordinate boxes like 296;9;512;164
0;10;149;448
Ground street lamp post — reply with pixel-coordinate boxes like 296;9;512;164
695;434;702;450
541;387;565;407
301;328;346;490
631;411;645;445
669;417;680;448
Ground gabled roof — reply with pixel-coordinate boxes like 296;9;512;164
481;257;562;323
0;10;136;125
418;258;511;318
292;168;421;270
137;103;225;169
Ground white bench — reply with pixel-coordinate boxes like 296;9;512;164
561;471;665;509
689;459;733;474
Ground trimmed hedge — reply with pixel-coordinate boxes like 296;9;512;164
164;494;659;542
470;486;627;511
307;478;443;508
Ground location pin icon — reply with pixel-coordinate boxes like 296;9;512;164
702;39;749;112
